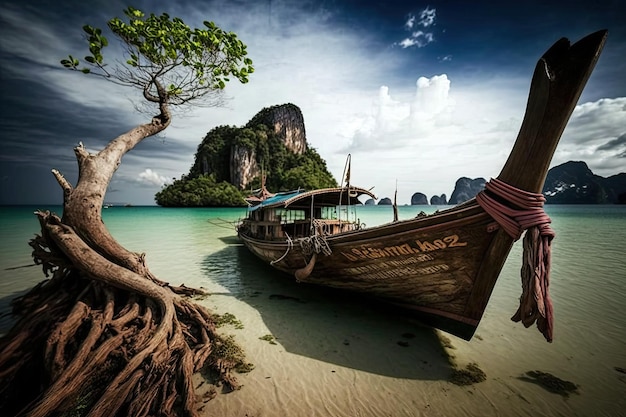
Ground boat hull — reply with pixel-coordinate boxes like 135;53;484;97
239;201;509;340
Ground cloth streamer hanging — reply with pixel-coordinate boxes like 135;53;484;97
476;178;555;342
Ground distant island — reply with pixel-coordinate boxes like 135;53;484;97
155;103;625;207
381;161;625;205
542;161;626;204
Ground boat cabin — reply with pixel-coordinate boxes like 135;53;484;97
239;187;376;241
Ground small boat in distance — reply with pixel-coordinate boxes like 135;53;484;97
237;31;607;341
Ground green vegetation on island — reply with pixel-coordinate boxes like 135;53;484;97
155;174;246;207
156;104;338;207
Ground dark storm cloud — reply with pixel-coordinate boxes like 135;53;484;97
0;75;136;174
597;133;626;151
1;76;136;149
0;66;189;204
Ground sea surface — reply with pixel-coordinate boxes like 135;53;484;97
1;204;625;416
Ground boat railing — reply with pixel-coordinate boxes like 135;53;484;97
240;210;361;241
312;218;359;235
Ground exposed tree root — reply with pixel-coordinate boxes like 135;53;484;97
0;211;247;417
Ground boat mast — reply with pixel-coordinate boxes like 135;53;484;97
339;154;352;226
393;179;399;222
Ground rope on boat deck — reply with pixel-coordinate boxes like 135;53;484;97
299;234;332;257
476;178;555;343
271;233;293;265
271;221;332;268
300;220;332;257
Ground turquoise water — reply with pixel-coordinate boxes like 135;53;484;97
1;204;625;416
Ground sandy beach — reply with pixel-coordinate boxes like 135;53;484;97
193;238;623;417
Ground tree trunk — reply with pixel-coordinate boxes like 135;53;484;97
0;108;248;416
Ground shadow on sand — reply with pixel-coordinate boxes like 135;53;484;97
202;240;456;381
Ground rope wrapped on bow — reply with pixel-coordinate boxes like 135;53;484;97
476;178;555;342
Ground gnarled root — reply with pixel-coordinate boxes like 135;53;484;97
0;211;246;417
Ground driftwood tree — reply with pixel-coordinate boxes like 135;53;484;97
0;7;254;417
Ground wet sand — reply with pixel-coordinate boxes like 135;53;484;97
193;253;617;417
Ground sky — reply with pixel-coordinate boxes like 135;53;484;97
1;0;625;206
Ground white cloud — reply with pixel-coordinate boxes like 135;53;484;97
0;4;65;69
552;97;626;177
398;7;436;48
418;7;436;27
0;3;146;128
405;15;416;30
346;74;455;152
137;169;172;187
336;74;544;202
398;31;434;48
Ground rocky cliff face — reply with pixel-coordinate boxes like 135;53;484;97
448;177;486;205
543;161;626;204
226;104;307;189
230;145;260;190
191;104;310;191
430;194;447;205
410;192;428;205
246;103;307;155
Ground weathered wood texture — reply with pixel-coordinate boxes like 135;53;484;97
464;29;608;319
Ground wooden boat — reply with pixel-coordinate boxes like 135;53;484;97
237;31;607;341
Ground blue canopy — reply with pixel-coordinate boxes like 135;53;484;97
248;187;376;212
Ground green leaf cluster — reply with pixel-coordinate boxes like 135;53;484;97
60;7;253;104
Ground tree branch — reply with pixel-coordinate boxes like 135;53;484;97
51;169;73;203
